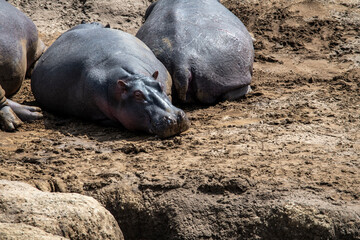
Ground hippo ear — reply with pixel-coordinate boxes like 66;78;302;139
117;80;128;95
152;71;159;80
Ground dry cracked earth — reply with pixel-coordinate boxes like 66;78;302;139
1;0;359;239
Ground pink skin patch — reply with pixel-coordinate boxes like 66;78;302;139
116;109;148;132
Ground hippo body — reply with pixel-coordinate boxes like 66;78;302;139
136;0;254;104
32;23;189;137
0;0;45;131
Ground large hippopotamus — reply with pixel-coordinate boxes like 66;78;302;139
0;0;46;131
32;23;189;138
136;0;254;104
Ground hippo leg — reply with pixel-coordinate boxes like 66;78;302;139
7;99;43;122
26;39;47;78
0;41;27;95
0;42;41;131
0;104;23;131
222;85;252;101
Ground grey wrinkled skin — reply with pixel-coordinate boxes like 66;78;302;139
136;0;254;104
0;0;45;131
32;23;189;138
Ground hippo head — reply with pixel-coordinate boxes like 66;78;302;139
108;72;190;138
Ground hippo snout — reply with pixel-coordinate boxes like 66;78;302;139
151;109;190;138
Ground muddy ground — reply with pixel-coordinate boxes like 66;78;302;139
1;0;360;239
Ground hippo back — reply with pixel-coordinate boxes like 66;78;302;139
136;0;254;104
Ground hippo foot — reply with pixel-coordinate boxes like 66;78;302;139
222;85;252;101
7;99;43;122
0;105;23;131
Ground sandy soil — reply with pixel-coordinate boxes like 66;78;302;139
1;0;359;239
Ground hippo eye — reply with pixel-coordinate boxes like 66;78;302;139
134;90;145;102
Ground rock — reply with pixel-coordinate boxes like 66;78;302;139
0;180;124;240
92;181;360;240
0;223;68;240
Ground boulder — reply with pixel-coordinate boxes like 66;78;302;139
0;223;68;240
0;180;124;240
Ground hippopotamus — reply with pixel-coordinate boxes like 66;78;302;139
0;0;46;131
136;0;254;104
31;23;189;138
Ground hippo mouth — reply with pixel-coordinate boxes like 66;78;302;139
149;111;190;138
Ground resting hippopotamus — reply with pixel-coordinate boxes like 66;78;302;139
31;23;189;138
136;0;254;104
0;0;46;131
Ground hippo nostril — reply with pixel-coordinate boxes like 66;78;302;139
177;110;190;131
163;116;175;125
177;111;186;121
